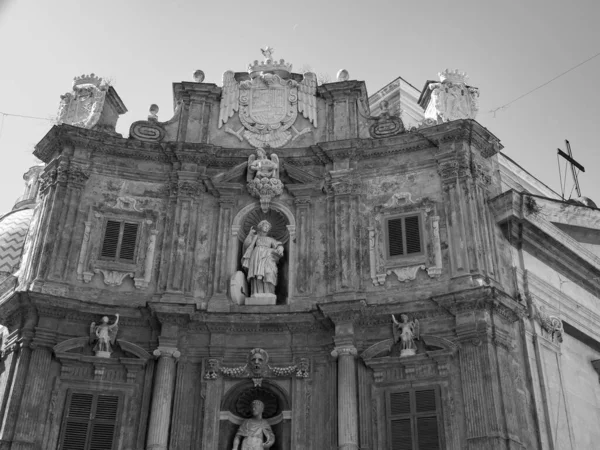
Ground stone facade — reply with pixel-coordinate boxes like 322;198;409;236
0;50;598;450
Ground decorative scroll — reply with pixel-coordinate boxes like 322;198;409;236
129;120;165;142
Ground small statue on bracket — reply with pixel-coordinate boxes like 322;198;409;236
90;313;119;358
232;399;275;450
246;148;284;212
392;313;419;357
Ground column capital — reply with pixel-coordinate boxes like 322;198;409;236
331;345;357;359
153;347;181;359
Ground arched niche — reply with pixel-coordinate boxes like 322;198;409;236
229;201;296;305
218;380;291;450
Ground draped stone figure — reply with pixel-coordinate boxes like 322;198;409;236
241;220;283;300
232;400;275;450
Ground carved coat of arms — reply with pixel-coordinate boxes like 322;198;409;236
219;47;317;148
57;74;108;129
426;69;479;123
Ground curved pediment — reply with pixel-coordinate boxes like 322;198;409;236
360;334;458;362
53;337;151;360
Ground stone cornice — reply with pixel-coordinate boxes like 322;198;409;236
318;80;367;101
318;299;367;323
524;269;600;344
491;190;600;295
35;121;499;172
189;310;330;334
172;82;221;104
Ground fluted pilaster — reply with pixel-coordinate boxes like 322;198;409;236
11;330;55;450
332;345;359;450
146;347;180;450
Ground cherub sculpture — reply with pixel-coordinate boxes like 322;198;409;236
246;148;284;212
90;314;120;357
391;313;419;356
247;148;279;182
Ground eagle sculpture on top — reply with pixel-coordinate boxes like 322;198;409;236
218;47;317;149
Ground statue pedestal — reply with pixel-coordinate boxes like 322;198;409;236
400;349;416;358
95;351;112;358
245;294;277;306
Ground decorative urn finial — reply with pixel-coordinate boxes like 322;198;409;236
148;104;159;121
337;69;349;81
193;70;205;83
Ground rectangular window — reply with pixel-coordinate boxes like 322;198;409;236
100;220;139;262
388;388;441;450
59;391;120;450
385;214;423;258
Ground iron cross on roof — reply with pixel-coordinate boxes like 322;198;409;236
557;139;585;199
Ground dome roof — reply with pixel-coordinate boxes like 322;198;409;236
0;208;33;275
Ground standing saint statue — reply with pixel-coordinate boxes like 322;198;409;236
232;400;275;450
89;314;120;357
391;313;419;357
242;220;284;298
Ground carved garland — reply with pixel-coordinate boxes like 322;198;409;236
204;348;309;387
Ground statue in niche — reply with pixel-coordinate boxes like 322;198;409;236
242;220;283;303
232;399;275;450
246;149;284;212
392;313;419;357
89;314;119;357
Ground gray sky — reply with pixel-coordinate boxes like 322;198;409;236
1;0;599;213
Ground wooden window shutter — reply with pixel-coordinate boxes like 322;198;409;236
415;389;440;450
404;215;422;254
100;220;139;262
62;393;94;450
390;391;412;449
118;222;138;261
101;221;121;259
387;214;422;258
388;388;441;450
390;418;413;450
388;218;404;256
390;391;411;415
60;392;119;450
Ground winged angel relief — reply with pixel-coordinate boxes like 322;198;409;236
218;48;317;149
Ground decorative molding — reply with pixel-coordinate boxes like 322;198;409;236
331;345;358;359
533;301;563;344
387;265;424;283
114;196;143;212
153;347;181;359
204;349;310;386
369;198;442;284
133;228;158;290
129;120;165;142
94;269;134;287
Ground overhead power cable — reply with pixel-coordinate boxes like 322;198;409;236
489;50;600;116
0;111;54;121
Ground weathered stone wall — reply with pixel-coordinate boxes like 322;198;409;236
0;108;546;450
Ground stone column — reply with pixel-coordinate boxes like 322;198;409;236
332;344;359;450
146;347;180;450
11;329;55;450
